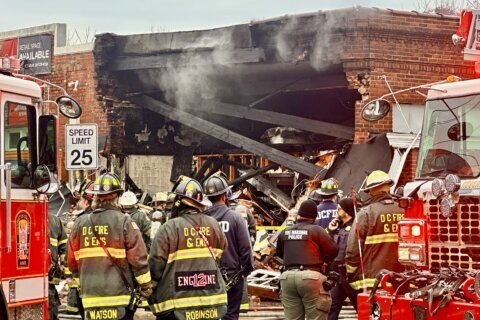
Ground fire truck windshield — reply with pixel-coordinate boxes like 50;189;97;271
416;94;480;179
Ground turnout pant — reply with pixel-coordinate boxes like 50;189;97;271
327;275;359;320
280;270;332;320
223;275;245;320
48;284;60;320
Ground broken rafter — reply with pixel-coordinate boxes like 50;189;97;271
129;95;322;178
110;48;265;71
193;100;353;140
229;163;278;187
245;172;294;211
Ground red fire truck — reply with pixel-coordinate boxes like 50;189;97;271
357;10;480;320
0;56;82;319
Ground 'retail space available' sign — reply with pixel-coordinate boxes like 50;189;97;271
18;34;52;75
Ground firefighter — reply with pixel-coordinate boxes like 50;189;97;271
326;197;359;320
276;199;338;320
119;190;152;251
203;174;254;320
149;177;228;320
65;180;94;318
312;178;340;229
68;173;152;320
48;212;68;320
345;170;405;293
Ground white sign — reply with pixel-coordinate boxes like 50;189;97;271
65;124;98;170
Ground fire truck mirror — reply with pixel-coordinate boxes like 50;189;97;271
33;165;59;194
447;121;472;141
39;115;57;172
56;96;82;119
361;99;391;122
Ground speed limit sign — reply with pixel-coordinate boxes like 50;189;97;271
65;124;98;170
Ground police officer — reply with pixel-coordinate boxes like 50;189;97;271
326;197;359;320
48;212;68;320
346;171;405;292
68;173;152;320
204;174;254;320
149;177;228;320
119;190;152;252
65;180;94;318
276;200;338;320
311;178;340;229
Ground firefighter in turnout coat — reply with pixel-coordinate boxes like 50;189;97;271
48;212;68;320
65;180;95;318
345;171;405;292
119;190;152;252
204;175;254;320
149;177;228;320
68;173;152;320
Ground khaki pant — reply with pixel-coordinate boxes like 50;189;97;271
280;270;332;320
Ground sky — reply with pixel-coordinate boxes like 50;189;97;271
1;0;420;40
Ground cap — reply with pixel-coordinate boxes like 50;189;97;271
297;200;318;219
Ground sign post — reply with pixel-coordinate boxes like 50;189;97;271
65;124;98;170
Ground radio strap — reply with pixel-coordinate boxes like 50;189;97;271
87;214;134;293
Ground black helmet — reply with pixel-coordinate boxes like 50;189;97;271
173;177;204;206
79;180;94;201
318;178;339;196
87;173;123;195
203;175;229;197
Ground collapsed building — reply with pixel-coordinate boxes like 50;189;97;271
92;7;472;211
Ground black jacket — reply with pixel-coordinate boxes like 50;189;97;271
328;219;353;270
205;203;254;275
276;220;338;270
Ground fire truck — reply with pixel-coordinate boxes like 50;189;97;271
0;56;82;319
356;10;480;320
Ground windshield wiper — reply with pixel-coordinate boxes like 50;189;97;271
440;98;460;127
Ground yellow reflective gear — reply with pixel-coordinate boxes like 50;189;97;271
135;271;152;285
349;278;376;291
74;247;126;260
50;238;58;247
167;248;223;264
151;293;227;313
59;238;68;245
66;305;79;313
82;295;131;308
346;264;357;273
240;303;249;311
364;233;398;245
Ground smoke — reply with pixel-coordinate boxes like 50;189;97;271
138;27;238;110
273;9;360;71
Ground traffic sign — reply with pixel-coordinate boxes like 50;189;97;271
65;124;98;170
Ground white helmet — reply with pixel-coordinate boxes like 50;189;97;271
119;191;138;207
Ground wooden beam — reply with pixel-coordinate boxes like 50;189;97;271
245;172;294;211
193;100;353;140
129;96;322;178
111;48;265;71
229;164;278;187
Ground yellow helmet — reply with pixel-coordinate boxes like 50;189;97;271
362;170;393;192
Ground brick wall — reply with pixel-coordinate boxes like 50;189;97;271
341;9;475;145
47;51;108;182
0;34;107;183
